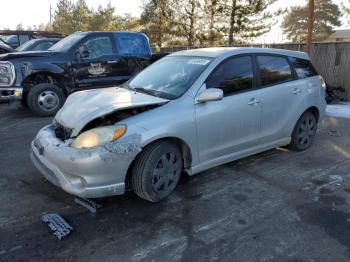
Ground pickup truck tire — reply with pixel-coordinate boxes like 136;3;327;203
27;83;65;116
132;140;183;202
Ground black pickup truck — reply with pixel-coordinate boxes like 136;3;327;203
0;32;164;116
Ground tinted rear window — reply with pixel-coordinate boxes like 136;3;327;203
289;57;318;79
115;33;151;57
257;55;292;87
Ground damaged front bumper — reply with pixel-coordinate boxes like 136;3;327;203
0;87;22;102
30;125;141;198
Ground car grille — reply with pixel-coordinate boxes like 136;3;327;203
52;120;73;141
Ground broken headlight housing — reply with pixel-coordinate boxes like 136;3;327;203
71;125;127;149
0;62;15;87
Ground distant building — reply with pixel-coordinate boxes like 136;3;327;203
325;29;350;42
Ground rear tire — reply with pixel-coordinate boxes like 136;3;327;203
131;140;183;202
289;111;317;151
27;83;65;117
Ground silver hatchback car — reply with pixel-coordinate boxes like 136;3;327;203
31;48;326;202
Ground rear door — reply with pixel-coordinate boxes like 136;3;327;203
195;55;262;162
114;33;153;78
72;33;125;90
256;54;304;143
288;56;320;97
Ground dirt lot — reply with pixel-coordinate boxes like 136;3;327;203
1;106;350;262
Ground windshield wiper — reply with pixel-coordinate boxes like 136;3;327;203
133;87;160;97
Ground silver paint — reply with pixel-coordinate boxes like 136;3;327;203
31;47;327;198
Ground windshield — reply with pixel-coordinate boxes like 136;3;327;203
16;39;37;51
0;36;11;46
0;35;10;41
49;33;85;52
126;56;212;99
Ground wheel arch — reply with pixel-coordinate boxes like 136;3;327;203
22;72;68;103
308;106;320;123
125;136;193;190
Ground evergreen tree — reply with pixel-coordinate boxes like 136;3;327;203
171;0;203;46
201;0;226;45
282;0;341;43
116;14;141;31
140;0;172;48
89;3;118;31
342;0;350;25
16;23;24;31
52;0;74;34
71;0;91;32
224;0;281;45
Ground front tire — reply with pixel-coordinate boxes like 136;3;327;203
27;83;65;117
289;111;317;151
132;141;183;202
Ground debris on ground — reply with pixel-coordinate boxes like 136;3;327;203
74;197;102;213
328;129;341;137
40;213;73;240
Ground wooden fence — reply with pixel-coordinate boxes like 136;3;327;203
157;42;350;99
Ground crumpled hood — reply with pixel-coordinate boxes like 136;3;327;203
55;87;169;136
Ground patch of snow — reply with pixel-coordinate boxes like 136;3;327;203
326;102;350;119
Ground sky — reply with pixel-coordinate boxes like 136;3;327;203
0;0;348;44
0;0;142;28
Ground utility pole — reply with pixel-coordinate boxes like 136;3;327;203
306;0;315;54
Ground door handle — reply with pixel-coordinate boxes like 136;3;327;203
292;88;301;94
107;60;119;64
248;98;260;105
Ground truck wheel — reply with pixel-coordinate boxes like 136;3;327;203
27;83;65;116
289;111;317;151
132;140;183;202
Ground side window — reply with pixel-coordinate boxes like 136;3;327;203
206;56;254;96
19;35;29;45
289;57;318;79
116;34;151;57
33;42;54;51
257;55;292;86
82;36;113;59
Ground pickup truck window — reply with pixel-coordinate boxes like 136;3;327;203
81;36;114;59
49;33;85;52
116;33;150;57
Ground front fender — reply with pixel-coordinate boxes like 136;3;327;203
22;62;65;77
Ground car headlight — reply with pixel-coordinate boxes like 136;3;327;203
71;125;127;149
0;62;15;86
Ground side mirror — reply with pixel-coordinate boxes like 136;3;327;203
78;45;89;59
196;88;223;103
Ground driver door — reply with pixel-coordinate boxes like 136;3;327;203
72;34;128;90
195;55;262;162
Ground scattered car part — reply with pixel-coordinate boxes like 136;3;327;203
74;197;102;213
40;213;73;240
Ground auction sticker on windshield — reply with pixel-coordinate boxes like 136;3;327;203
188;59;211;65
